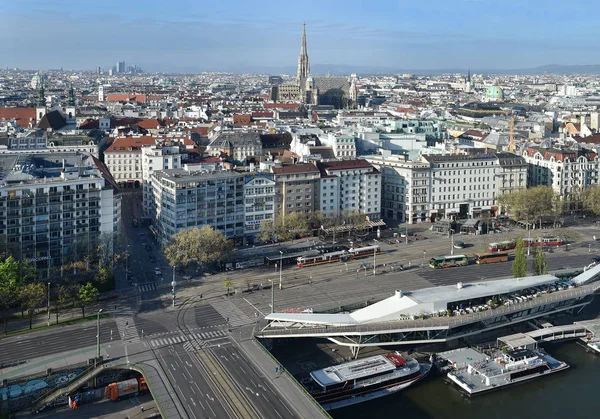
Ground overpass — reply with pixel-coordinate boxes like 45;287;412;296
257;263;600;355
497;319;600;349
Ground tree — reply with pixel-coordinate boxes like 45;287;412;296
19;282;46;329
512;237;527;278
55;284;72;324
272;212;310;241
533;247;548;276
163;226;232;268
78;282;99;318
0;256;25;334
582;186;600;216
258;220;275;243
499;186;561;229
223;277;232;296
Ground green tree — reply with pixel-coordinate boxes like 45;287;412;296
163;226;232;268
512;237;527;278
500;186;560;228
223;277;232;296
78;282;99;318
273;212;309;241
533;247;548;276
19;282;46;330
258;220;275;243
581;185;600;216
55;284;72;324
0;256;25;334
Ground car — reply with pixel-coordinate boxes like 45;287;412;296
154;267;161;275
454;241;465;249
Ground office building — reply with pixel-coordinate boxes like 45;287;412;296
141;144;183;217
150;167;245;243
0;153;120;276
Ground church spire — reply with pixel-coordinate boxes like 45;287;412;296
296;22;310;84
37;83;45;108
67;82;75;106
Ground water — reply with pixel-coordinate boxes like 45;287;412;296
333;341;600;419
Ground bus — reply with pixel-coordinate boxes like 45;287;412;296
429;255;469;269
475;251;509;264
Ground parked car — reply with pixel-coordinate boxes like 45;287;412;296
154;267;161;275
454;241;465;249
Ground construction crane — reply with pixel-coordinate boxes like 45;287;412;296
508;112;516;152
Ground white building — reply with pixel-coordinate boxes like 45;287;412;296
141;144;183;216
0;152;120;276
316;160;381;220
243;174;276;238
318;175;340;217
150;167;245;243
318;133;356;159
103;136;156;188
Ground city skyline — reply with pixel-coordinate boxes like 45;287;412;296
3;0;600;73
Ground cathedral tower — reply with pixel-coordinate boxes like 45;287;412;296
296;22;310;84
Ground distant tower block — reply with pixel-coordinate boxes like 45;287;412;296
98;85;104;102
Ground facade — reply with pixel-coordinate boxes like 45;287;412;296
272;163;321;218
524;146;600;197
318;176;340;218
104;136;156;187
365;155;431;223
243;174;276;238
150;168;245;243
316;160;381;221
319;133;356;159
141;145;183;216
366;153;528;223
207;132;262;163
0;153;120;277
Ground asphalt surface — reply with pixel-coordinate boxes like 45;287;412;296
417;253;596;285
0;319;117;365
154;344;230;419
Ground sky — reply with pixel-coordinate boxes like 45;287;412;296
2;0;598;73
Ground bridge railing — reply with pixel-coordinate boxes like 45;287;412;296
257;283;600;338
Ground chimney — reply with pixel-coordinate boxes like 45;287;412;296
395;289;402;299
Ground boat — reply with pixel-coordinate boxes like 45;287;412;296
307;352;431;410
445;348;569;396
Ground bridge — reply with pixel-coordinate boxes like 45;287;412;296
497;318;600;349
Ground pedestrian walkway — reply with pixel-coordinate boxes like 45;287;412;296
115;316;140;344
137;283;158;293
210;300;254;327
149;330;228;350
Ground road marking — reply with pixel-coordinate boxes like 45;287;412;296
250;379;256;387
282;401;293;414
208;403;216;416
243;297;266;316
174;360;181;368
190;386;196;395
199;400;205;410
206;393;214;401
274;409;282;418
240;366;246;374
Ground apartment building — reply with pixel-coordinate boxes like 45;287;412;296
104;136;156;188
244;174;275;238
272;163;321;218
316;159;381;221
524;146;600;196
319;133;356;159
365;155;431;223
423;154;528;219
0;152;120;276
150;167;245;243
141;144;182;216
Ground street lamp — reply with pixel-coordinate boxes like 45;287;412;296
373;240;378;275
172;266;177;308
422;250;426;267
96;309;103;359
527;222;531;256
47;282;51;327
450;230;454;256
268;279;275;314
279;251;283;289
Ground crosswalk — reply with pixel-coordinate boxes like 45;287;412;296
149;330;228;351
210;300;254;327
115;315;141;344
137;283;158;293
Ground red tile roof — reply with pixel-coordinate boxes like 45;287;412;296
0;107;37;128
136;118;165;129
272;163;319;175
105;136;156;153
317;159;375;171
105;94;163;103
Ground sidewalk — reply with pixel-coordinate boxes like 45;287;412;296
237;336;329;419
